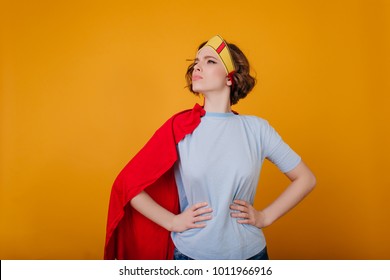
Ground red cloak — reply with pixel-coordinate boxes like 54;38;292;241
104;104;205;259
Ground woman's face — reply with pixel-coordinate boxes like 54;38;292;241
191;46;231;94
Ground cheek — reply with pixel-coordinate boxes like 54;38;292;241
209;68;227;82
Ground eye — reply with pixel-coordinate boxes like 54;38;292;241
207;59;217;64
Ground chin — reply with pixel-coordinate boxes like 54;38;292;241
191;85;202;93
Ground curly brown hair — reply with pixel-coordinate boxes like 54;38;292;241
185;40;256;105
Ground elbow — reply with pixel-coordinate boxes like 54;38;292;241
286;161;316;192
301;162;316;191
308;172;316;191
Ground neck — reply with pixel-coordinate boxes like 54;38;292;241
203;90;231;113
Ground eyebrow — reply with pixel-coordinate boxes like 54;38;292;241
194;55;219;62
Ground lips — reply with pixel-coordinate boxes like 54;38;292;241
192;75;203;81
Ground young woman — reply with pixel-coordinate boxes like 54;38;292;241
104;35;316;260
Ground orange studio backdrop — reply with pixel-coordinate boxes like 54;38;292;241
1;0;389;259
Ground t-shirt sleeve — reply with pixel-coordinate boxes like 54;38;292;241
260;119;301;173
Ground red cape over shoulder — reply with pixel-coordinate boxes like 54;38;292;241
104;104;205;259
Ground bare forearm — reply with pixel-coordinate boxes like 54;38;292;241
130;191;213;233
229;162;316;229
262;173;316;226
130;191;175;231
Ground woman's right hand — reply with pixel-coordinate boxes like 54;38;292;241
170;202;213;233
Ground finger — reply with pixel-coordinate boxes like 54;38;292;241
237;219;251;225
193;207;213;216
191;202;208;210
230;212;240;218
189;223;207;229
193;215;212;222
231;212;250;219
230;204;247;212
233;200;248;206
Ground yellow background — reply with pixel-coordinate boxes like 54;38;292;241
1;0;389;259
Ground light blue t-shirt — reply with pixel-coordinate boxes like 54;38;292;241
171;111;301;259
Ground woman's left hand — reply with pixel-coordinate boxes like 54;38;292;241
230;200;268;229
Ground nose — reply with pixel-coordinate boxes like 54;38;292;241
193;62;201;72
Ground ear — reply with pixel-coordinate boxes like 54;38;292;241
226;76;232;87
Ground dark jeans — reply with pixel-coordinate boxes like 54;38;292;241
174;246;269;260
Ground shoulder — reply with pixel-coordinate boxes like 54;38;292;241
237;114;271;128
159;105;202;128
169;104;204;143
172;103;205;123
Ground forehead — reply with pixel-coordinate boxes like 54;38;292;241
196;46;220;60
